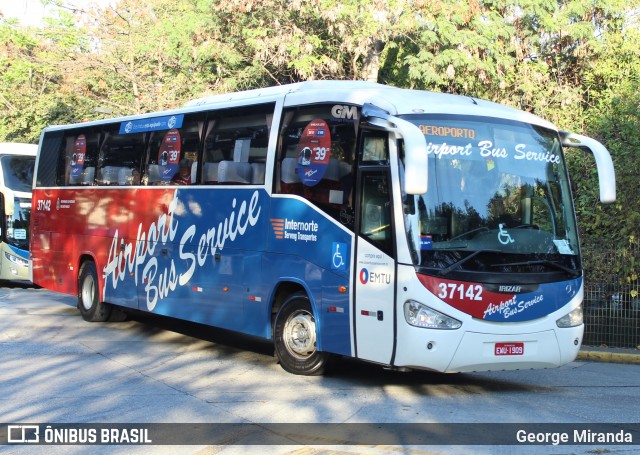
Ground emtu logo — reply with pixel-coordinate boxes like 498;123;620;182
359;268;392;285
359;268;369;284
270;218;284;239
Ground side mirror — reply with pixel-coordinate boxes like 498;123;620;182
560;132;616;203
362;103;427;195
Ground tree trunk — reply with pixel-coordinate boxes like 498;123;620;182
361;39;385;82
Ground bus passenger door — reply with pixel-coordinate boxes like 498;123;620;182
354;165;396;365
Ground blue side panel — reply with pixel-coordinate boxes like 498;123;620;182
102;188;269;332
320;271;352;355
99;188;353;355
482;277;583;322
262;251;322;335
268;197;352;279
267;196;353;356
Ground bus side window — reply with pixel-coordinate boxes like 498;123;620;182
97;128;145;186
143;114;203;186
276;105;357;228
251;162;266;184
61;128;99;186
201;104;273;186
362;136;388;163
280;157;302;194
145;132;166;185
178;124;203;184
360;171;393;257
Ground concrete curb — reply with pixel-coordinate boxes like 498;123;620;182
578;350;640;365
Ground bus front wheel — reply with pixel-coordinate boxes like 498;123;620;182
78;261;111;322
274;294;331;375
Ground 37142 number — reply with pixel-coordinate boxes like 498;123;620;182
37;199;51;211
437;283;483;301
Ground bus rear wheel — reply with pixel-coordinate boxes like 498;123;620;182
78;261;112;322
274;294;331;375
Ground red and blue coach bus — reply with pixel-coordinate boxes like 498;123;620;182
31;81;615;375
0;142;36;282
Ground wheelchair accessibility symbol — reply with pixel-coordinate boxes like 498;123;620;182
332;242;347;271
498;224;515;245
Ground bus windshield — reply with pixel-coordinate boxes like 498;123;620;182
401;114;580;281
5;196;31;250
1;155;35;193
1;155;34;250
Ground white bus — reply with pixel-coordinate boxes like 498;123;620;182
0;143;36;282
31;81;615;374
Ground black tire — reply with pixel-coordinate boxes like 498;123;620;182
274;293;331;375
78;261;112;322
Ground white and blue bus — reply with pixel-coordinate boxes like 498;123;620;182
31;81;615;374
0;143;36;282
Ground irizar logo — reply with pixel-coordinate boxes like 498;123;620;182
499;285;522;293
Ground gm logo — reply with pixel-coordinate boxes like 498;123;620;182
331;105;358;120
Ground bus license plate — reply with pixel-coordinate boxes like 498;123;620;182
495;342;524;356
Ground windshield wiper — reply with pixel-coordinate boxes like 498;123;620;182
439;249;502;276
491;259;580;277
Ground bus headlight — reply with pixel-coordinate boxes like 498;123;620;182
5;252;29;267
556;304;583;328
404;300;462;329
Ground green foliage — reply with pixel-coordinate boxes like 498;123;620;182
574;18;640;233
562;10;640;283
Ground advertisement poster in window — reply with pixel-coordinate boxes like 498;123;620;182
70;135;86;182
159;129;181;183
296;119;331;187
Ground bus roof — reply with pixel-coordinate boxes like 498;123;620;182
0;143;37;157
44;81;557;132
189;81;557;129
